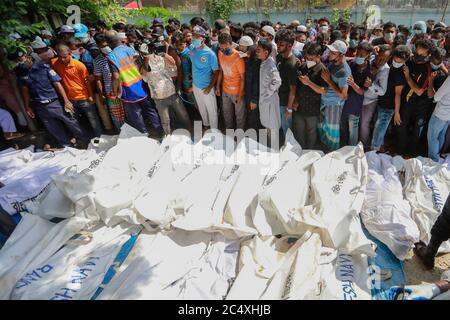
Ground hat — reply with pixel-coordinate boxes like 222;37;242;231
9;32;22;40
60;25;75;34
31;38;48;50
326;40;348;54
73;23;89;38
262;25;276;37
153;18;164;26
297;25;308;33
239;35;254;47
118;32;127;39
87;43;99;53
41;30;53;37
192;26;207;37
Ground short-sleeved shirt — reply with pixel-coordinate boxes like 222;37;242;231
189;45;219;89
343;61;372;116
276;53;299;106
378;67;407;109
179;47;193;91
93;54;113;96
18;62;61;103
218;49;245;96
321;61;351;106
52;57;90;101
403;60;431;104
295;62;328;116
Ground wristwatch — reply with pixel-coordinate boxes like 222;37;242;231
286;108;293;113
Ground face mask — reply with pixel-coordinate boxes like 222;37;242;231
80;37;89;44
221;48;232;55
192;38;202;48
349;39;358;48
319;25;329;33
101;46;112;55
71;49;81;59
414;52;428;63
384;32;395;42
238;51;248;58
306;60;317;68
43;39;51;46
431;62;442;70
392;60;404;68
431;38;440;47
211;36;218;42
354;56;366;65
413;29;423;35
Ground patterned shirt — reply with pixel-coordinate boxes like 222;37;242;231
93;54;113;96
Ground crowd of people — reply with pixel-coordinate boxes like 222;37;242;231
1;16;450;160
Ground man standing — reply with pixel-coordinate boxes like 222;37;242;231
216;32;246;130
275;29;298;136
189;26;219;130
105;30;163;135
20;40;88;147
260;25;278;60
52;45;103;138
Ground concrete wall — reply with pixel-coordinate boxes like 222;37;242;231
173;7;447;27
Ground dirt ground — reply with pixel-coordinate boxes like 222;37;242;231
404;250;450;285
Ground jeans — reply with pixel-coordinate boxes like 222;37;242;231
340;112;360;146
292;112;319;149
359;101;378;150
71;100;102;138
427;114;450;162
371;108;394;151
280;106;293;136
154;94;191;135
122;98;163;134
34;99;88;145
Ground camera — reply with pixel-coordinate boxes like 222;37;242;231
134;30;166;57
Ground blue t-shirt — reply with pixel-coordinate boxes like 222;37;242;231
343;61;372;116
179;47;192;91
189;45;219;89
321;61;351;106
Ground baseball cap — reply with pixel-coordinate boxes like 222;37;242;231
153;18;164;26
73;23;89;38
297;25;308;33
262;25;276;37
41;30;53;37
326;40;348;54
192;26;207;37
239;36;254;47
31;38;48;50
60;25;75;34
9;32;22;40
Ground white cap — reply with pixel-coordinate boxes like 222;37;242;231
31;38;48;49
9;32;22;40
239;35;254;47
326;40;348;54
41;30;53;37
262;25;276;37
297;25;308;33
60;25;75;33
118;32;127;39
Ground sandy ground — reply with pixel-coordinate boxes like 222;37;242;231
404;250;450;285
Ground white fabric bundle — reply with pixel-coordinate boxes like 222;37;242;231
403;157;450;253
361;152;420;260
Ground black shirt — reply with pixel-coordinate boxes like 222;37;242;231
276;53;299;106
403;60;431;104
378;66;407;109
295;62;328;116
371;37;387;46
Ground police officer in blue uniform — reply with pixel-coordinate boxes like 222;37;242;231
19;39;89;147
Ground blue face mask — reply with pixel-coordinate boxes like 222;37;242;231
221;48;232;55
431;62;442;70
349;39;358;49
354;57;366;65
192;38;202;48
43;39;51;46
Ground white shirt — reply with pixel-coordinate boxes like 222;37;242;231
433;76;450;121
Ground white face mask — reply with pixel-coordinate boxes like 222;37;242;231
392;60;404;68
101;46;112;55
384;32;395;42
306;60;317;68
319;25;329;33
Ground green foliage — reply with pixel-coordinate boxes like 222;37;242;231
206;0;239;22
131;7;180;24
135;19;151;30
331;7;353;25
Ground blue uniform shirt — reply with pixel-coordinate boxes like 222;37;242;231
189;45;219;89
19;62;62;103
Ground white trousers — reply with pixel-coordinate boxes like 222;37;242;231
193;85;218;129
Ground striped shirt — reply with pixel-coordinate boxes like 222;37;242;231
93;54;113;96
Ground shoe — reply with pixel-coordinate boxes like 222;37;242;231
414;241;435;270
